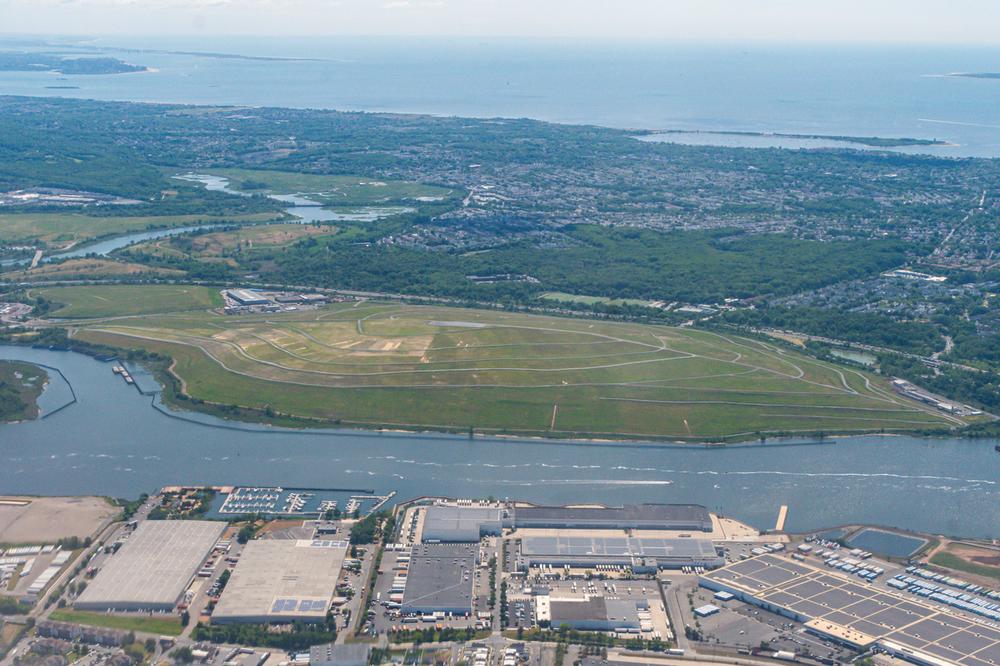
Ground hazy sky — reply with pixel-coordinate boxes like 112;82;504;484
1;0;998;44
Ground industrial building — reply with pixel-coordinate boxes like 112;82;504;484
700;553;1000;666
516;535;723;572
212;539;348;624
37;621;129;647
693;604;720;618
75;520;225;612
401;543;477;615
309;643;371;666
542;596;645;632
416;503;714;543
226;289;269;306
421;505;505;542
512;504;712;532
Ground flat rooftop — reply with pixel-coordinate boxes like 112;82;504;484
76;520;225;611
701;553;1000;666
227;289;267;302
309;643;371;666
401;543;476;614
521;535;718;560
212;539;348;624
421;505;504;541
514;504;712;530
549;596;640;626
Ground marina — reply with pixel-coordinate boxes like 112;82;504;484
111;365;133;385
213;486;385;518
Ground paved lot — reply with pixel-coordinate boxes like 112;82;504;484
685;584;849;661
704;553;1000;666
369;545;491;635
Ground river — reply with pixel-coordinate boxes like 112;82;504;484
0;173;413;268
1;344;997;538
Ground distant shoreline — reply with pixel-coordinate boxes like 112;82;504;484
942;72;1000;80
641;129;950;148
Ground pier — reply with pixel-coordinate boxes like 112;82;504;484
775;504;789;532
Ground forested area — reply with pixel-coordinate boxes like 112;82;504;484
192;623;336;651
268;226;909;304
0;379;28;421
3;95;1000;390
879;353;1000;415
721;306;944;355
0;361;45;422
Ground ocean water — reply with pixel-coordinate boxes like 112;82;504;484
2;37;999;156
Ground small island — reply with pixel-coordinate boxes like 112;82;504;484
0;51;147;75
0;359;47;422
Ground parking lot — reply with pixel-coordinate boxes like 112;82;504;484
683;582;852;662
367;539;498;635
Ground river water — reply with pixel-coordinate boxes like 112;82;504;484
1;344;997;538
0;173;413;267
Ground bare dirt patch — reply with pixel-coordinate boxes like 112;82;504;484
0;496;116;544
947;543;1000;566
346;335;433;357
762;331;807;347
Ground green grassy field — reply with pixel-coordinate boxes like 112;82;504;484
539;292;660;308
36;285;223;318
121;223;340;266
49;609;183;636
930;550;1000;584
200;168;454;206
49;285;969;441
7;258;186;282
0;211;283;250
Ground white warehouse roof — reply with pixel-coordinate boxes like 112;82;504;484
76;520;225;611
212;539;348;624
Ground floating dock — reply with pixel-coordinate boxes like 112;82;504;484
112;365;135;385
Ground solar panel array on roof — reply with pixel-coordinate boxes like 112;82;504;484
212;539;347;624
701;553;1000;666
514;504;712;531
518;535;722;570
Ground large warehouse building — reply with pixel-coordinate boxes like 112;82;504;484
421;506;505;542
700;553;1000;666
226;289;269;306
75;520;225;612
542;596;645;632
212;539;348;624
417;503;714;543
516;535;723;572
513;504;713;532
401;543;477;615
